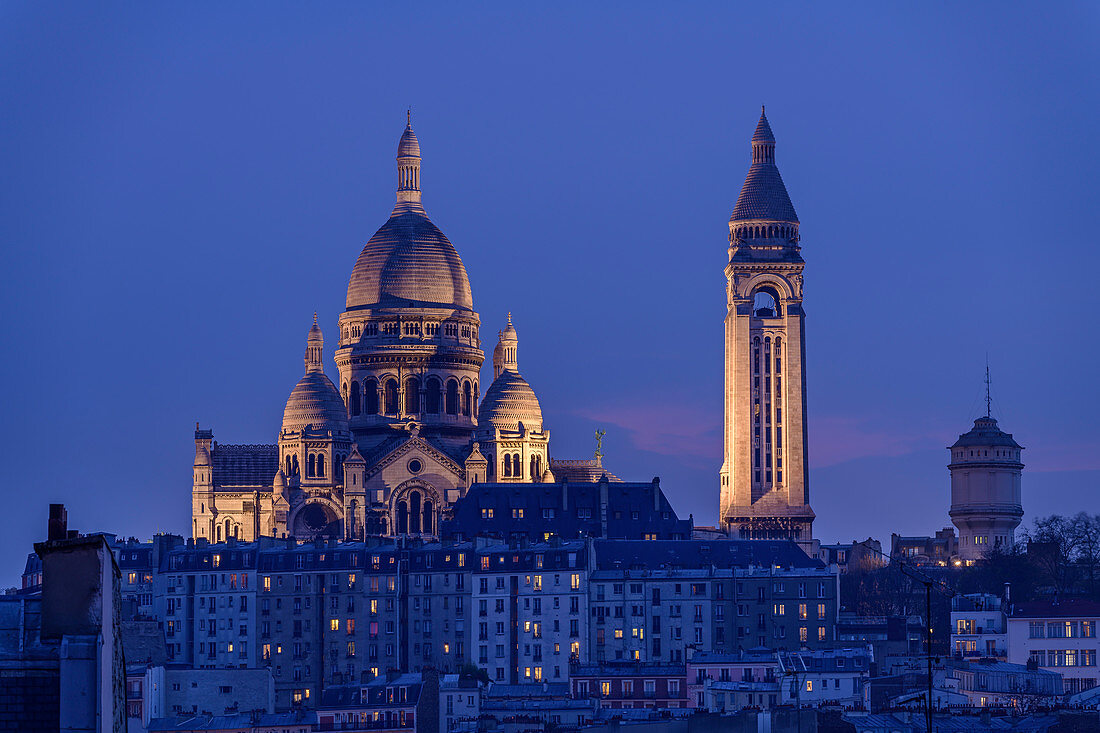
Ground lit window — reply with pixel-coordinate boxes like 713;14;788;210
331;619;340;632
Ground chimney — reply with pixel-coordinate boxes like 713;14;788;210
1003;582;1011;604
48;503;68;541
652;477;660;512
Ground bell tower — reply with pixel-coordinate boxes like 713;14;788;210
719;109;814;542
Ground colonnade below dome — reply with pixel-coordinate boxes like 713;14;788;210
342;375;479;422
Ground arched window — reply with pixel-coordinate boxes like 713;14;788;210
397;501;408;535
216;525;222;542
503;456;512;477
473;381;479;414
335;454;343;482
410;492;422;533
307;454;316;478
365;379;379;415
426;377;442;413
445;380;459;415
530;455;539;479
317;454;326;478
350;381;361;417
384;379;399;414
462;381;472;416
285;455;292;476
225;519;233;540
512;454;522;479
292;455;299;476
405;377;421;414
486;454;494;478
422;500;433;535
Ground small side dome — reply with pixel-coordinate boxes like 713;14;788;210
479;315;542;433
194;443;211;467
282;318;349;435
273;468;287;493
478;372;543;433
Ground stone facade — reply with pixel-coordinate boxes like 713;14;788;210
719;109;814;543
190;116;605;545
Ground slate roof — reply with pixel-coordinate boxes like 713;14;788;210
443;480;691;541
147;712;317;731
1010;599;1100;618
950;416;1023;449
591;539;823;570
211;443;278;489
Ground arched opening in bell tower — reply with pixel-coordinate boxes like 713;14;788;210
752;289;780;318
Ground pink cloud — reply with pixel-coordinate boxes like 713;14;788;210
809;415;942;468
573;399;722;464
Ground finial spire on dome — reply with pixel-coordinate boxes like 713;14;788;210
493;314;519;379
396;112;422;205
304;315;324;373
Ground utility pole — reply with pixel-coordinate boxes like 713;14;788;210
857;541;955;733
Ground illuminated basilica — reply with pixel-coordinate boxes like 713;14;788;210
192;115;615;542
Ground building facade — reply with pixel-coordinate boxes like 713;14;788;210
1007;600;1100;696
951;592;1008;660
719;109;813;543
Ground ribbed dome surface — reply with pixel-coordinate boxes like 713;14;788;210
345;205;474;310
282;372;349;435
478;370;543;433
398;124;421;158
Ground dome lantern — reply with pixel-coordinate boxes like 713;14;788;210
397;110;422;205
493;312;518;379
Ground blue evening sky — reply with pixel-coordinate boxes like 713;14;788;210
1;3;1098;584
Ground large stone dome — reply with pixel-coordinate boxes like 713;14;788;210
346;116;473;312
345;207;474;310
282;371;349;435
478;370;543;433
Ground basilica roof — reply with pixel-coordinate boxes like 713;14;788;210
731;108;799;224
345;117;474;312
210;444;278;489
549;457;622;483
